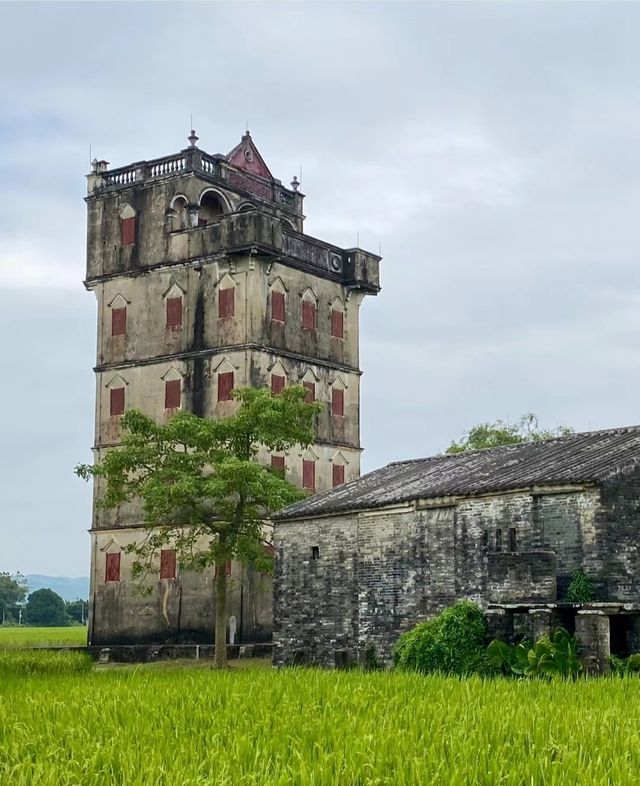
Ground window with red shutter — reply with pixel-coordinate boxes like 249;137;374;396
331;309;344;339
271;455;285;473
302;459;315;491
166;297;182;328
160;549;176;580
164;379;181;410
271;291;285;323
219;288;234;319
271;374;285;395
332;388;344;417
111;307;127;337
105;552;121;582
303;382;315;403
120;217;136;246
110;387;125;417
302;300;316;331
218;372;234;402
332;463;345;487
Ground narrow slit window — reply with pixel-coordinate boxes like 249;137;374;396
311;546;320;560
495;528;503;552
509;528;517;552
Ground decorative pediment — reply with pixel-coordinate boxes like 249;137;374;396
301;367;319;383
161;366;184;382
105;373;128;390
119;203;136;219
302;446;320;462
300;287;318;304
216;272;235;290
100;536;123;553
269;276;288;294
212;356;239;374
107;293;129;309
162;282;185;300
329;374;348;390
268;359;288;377
331;450;349;466
329;296;345;312
226;132;273;180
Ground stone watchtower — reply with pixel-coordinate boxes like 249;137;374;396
84;131;381;647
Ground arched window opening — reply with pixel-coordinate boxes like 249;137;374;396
171;197;188;232
199;192;224;226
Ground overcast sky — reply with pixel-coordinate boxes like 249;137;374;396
3;1;640;576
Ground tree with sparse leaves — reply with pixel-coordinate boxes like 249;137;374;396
76;386;321;668
0;573;27;623
446;413;573;454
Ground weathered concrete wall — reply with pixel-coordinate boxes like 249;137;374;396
274;487;605;667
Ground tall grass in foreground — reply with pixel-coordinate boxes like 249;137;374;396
0;626;87;648
2;661;640;785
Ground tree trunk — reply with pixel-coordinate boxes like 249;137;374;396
214;562;227;669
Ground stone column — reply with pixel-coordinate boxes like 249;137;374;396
529;608;554;641
575;611;610;674
485;609;514;643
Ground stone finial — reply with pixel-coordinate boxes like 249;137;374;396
291;175;300;192
188;129;199;148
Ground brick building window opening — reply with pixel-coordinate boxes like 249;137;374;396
111;307;127;337
271;291;285;323
482;530;489;548
495;528;503;552
105;552;121;582
303;459;316;491
303;382;315;403
332;388;344;417
311;546;320;560
509;528;517;552
164;379;181;410
120;217;136;246
110;387;125;417
331;309;344;339
218;371;234;402
271;374;285;395
332;463;345;487
160;549;177;580
166;297;182;328
271;455;285;474
302;300;316;331
219;287;234;319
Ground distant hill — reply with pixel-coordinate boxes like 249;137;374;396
26;575;89;602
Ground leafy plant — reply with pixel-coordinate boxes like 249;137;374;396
610;653;640;676
487;627;582;679
565;568;594;603
393;601;489;675
446;413;573;453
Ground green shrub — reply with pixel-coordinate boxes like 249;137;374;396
487;627;582;679
610;653;640;676
565;569;594;603
393;601;488;675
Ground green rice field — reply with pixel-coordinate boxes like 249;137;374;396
2;652;640;785
0;626;87;648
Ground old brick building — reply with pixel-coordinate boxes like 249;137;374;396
84;131;380;645
273;427;640;668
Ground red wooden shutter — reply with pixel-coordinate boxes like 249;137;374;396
271;374;285;395
303;459;315;491
332;463;345;487
105;552;121;582
215;561;232;577
160;549;176;579
110;387;125;417
303;382;315;403
271;455;285;473
111;307;127;337
219;288;234;319
218;372;234;402
271;291;285;323
302;301;316;331
164;379;181;410
331;309;344;338
120;217;136;246
332;388;344;417
166;297;182;328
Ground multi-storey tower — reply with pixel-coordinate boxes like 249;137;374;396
85;131;381;646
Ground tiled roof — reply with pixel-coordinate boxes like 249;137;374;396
275;426;640;521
